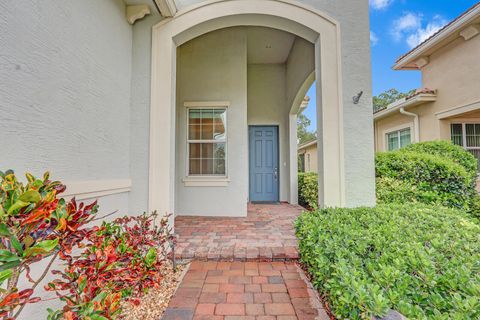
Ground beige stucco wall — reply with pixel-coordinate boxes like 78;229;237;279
375;33;480;152
247;64;290;202
175;28;249;216
298;144;318;173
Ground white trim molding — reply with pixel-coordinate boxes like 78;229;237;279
436;100;480;120
184;101;230;108
126;5;151;24
62;179;132;201
154;0;177;17
182;177;230;187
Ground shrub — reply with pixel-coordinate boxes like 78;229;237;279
295;204;480;319
403;140;478;177
298;172;318;209
47;212;173;319
0;170;97;319
376;150;475;210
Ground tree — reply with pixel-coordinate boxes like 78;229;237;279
373;88;416;112
297;113;316;145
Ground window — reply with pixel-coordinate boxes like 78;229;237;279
306;153;311;172
386;128;411;151
187;108;226;176
298;154;305;172
451;123;480;169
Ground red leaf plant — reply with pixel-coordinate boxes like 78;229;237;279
0;170;98;319
46;212;174;319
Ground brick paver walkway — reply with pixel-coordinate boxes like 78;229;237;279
174;203;302;261
163;261;329;320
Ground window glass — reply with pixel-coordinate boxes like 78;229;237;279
451;123;480;171
188;108;227;176
399;129;411;148
451;124;463;146
466;124;480;148
387;132;399;151
387;128;411;151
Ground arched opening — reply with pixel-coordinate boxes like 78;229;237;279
149;0;344;223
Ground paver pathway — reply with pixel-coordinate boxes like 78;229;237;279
163;261;329;320
174;204;301;261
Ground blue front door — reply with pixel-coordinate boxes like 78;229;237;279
249;126;279;202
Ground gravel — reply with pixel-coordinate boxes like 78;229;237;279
119;261;188;320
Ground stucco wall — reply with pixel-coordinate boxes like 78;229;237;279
247;64;290;202
175;28;249;216
0;0;132;208
298;144;318;173
285;38;315;111
423;35;480;112
0;0;133;318
130;13;163;214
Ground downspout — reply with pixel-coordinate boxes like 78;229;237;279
400;107;419;142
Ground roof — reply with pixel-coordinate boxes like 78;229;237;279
298;139;317;150
394;2;480;70
373;89;437;120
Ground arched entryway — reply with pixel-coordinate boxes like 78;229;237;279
149;0;345;223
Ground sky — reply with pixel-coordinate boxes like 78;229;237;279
303;0;478;131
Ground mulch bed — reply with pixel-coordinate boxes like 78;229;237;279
119;261;188;320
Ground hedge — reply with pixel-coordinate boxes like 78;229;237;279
298;172;318;209
403;140;478;177
376;150;475;210
295;204;480;319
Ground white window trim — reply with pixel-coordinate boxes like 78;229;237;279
184;102;229;186
451;122;480;151
384;124;413;151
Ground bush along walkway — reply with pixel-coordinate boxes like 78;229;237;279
163;261;329;320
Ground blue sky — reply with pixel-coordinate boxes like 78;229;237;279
303;0;478;131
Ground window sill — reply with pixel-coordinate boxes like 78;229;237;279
182;177;230;187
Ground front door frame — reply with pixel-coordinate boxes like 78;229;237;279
248;125;280;203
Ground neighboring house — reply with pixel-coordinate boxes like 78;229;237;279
298;140;318;173
2;0;375;222
374;3;480;166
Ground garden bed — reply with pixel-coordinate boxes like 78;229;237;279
120;261;187;320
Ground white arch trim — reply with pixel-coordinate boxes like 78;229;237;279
149;0;345;219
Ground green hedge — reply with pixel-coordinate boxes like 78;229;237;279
403;140;478;176
295;204;480;319
298;172;318;209
376;150;475;210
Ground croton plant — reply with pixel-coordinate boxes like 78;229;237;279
46;212;173;320
0;170;98;319
0;170;174;320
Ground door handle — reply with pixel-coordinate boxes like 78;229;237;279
274;167;278;180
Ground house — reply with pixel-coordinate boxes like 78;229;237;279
1;0;375;222
298;140;318;173
2;0;375;317
374;3;480;167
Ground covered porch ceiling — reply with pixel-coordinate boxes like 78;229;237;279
246;27;296;64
